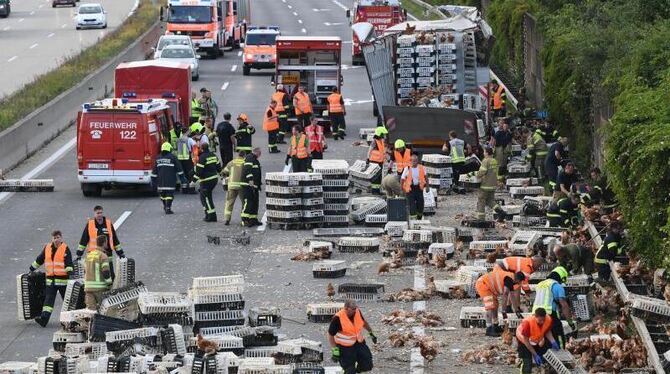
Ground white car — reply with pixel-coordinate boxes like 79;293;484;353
75;3;106;30
153;35;194;59
158;44;200;81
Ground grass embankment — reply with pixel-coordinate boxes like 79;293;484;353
400;0;445;20
0;0;159;131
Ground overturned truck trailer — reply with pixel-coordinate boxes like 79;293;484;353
357;6;494;150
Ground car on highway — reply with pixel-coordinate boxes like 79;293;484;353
158;44;200;81
153;35;194;59
53;0;76;8
0;0;10;17
75;3;106;30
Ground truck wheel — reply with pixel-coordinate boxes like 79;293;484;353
242;66;250;76
234;39;241;49
81;183;102;197
208;48;218;60
218;46;224;57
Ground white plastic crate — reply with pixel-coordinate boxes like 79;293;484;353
137;292;192;314
565;274;590;288
571;294;590;321
509;231;541;254
426;226;457;243
509;186;545;197
472;259;495;270
302;197;324;206
302;186;323;194
189;292;244;306
312;260;346;272
507;162;531;173
434;279;467;294
163;324;187;356
105;327;159;343
350;196;382;210
365;214;387;224
542;349;579;374
311;159;350;173
216;352;241;372
72;258;85;280
200;326;246;337
309;241;333;253
322;179;349;188
61;279;85;314
469;240;508;252
423;190;436;207
293;172;323;182
306;303;343;320
423;166;452;177
112;257;135;289
52;331;85;347
189;335;243;350
64;342;107;359
194;310;245;322
238;357;275;370
324;203;348;211
264;185;302;194
98;283;147;315
428;243;454;257
59;308;96;324
350;200;387;222
265;172;302;185
358;129;375;139
459;174;481;183
266;210;302;219
348;161;381;180
337;237;379;247
384;221;408;237
265;198;302;207
302;210;324;218
456;266;487;297
402;229;433;243
500;205;522;215
459;306;486;321
323;191;349;200
408;220;432;229
192;274;245;289
503;312;533;329
324;367;344;374
506;178;539;187
280;338;321;353
630;294;670;320
512;215;547;227
324;215;349;224
245;347;280;358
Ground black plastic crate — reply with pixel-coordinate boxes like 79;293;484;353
323;198;349;204
337;283;384;294
322;186;349;192
18;271;45;320
89;314;141;342
312;269;346;279
64;280;86;311
194;300;245;312
243;330;278;347
266;205;303;212
43;356;62;374
139;312;193;326
192;355;218;374
301;348;324;363
461;219;495;228
194;318;246;331
274;353;302;365
249;307;282;328
307;314;333;323
387;198;408;221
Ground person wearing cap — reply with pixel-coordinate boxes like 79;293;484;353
272;84;291;144
545;137;568;192
475;267;526;337
235;113;255;156
367;126;387;194
476;146;506;221
400;153;427;220
151;142;187;214
293;85;313;128
194;143;222;222
532;266;574;348
327;87;346;140
392;139;411;176
443;131;465;192
516;308;560;373
594;222;624;282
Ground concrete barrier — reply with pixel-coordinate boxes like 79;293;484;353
0;21;163;172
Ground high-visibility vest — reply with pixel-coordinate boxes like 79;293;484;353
294;92;313;115
87;218;115;252
224;158;245;189
369;139;385;163
176;136;191;161
289;135;309;159
402;165;426;193
516;315;553;347
493;85;505;110
191;99;203;116
333;308;365;347
327;93;344;113
272;91;287;112
44;243;68;277
500;257;534;279
263;106;279;131
84;249;111;291
533;279;559;314
481;268;515;296
305;125;324;153
394;149;411;172
449;138;465;163
169;129;178;153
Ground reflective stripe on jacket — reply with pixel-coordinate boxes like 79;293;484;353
44;243;69;278
333;308;365;347
289;135;309;159
401;165;426;193
394;149;411;172
87;219;114;252
533;279;558;314
327;93;344;113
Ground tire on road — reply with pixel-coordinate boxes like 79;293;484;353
81;183;102;197
242;66;250;76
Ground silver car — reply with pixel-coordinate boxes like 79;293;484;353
158;44;200;81
75;3;106;30
153;35;194;59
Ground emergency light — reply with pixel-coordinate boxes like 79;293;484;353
83;104;91;110
121;98;129;104
122;92;137;98
162;92;177;98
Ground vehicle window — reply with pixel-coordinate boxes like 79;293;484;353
158;38;189;49
79;5;101;14
246;33;278;46
168;6;212;24
157;113;170;141
161;48;194;59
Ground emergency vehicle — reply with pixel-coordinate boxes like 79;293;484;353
163;0;226;58
242;26;279;75
76;99;174;197
224;0;250;49
346;0;406;65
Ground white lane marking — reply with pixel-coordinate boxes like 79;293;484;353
113;211;132;230
29;43;39;49
298;19;302;24
292;11;298;16
331;0;348;10
47;32;55;38
410;266;426;373
127;0;139;17
221;82;229;91
257;212;267;232
281;0;285;2
7;56;17;62
18;18;25;22
313;8;331;12
231;65;237;72
30;11;35;15
287;4;292;9
237;51;242;57
0;137;77;203
61;23;67;28
3;26;10;31
342;40;352;44
38;4;44;8
301;28;306;33
324;22;343;26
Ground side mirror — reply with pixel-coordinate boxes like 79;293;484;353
345;9;351;18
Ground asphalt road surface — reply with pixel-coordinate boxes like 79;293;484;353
0;0;138;98
0;1;517;372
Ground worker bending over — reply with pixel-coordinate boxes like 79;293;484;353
84;235;112;310
400;153;428;220
553;241;594;278
475;267;526;337
496;255;544;307
594;223;624;282
517;308;560;373
30;231;73;327
328;299;377;374
532;267;574;348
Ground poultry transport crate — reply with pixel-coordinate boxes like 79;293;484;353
37;356;64;374
265;185;303;198
312;159;350;173
348;160;381;179
302;185;324;198
59;308;96;330
190;355;219;374
0;178;54;192
105;327;160;354
472;259;495;270
312;260;347;278
137;292;192;315
191;292;245;312
349;200;387;223
336;237;380;253
265;197;303;211
249;307;282;328
459;306;486;328
244;346;281;359
468;240;508;253
502;312;532;329
160;324;187;355
194;310;246;329
265;172;304;186
52;331;85;352
509;231;541;255
460;218;495;229
106;354;146;373
192;274;245;293
384;221;408;237
71;258;85;280
323;215;349;227
505;177;539;187
98;281;147;318
61;279;86;313
402;229;433;243
291;363;325;374
564;274;591;295
337;283;385;302
569;294;591;321
364;214;387;226
434;279;468;295
281;338;323;363
408;219;432;229
242;327;279;347
509;186;545;199
64;342;108;359
456;266;487;297
16;271;45;321
428;243;454;259
322;191;349;204
112;257;136;289
189;335;244;355
512;215;547;227
237;358;280;374
322;178;349;190
507;162;531;174
359;128;375;140
630;294;670;322
216;351;241;372
542;349;586;374
307;303;344;323
272;345;304;366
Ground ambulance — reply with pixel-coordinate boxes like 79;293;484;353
76;99;174;197
242;26;279;75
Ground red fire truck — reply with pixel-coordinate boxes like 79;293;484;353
347;0;406;65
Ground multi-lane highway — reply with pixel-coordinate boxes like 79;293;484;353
0;0;137;97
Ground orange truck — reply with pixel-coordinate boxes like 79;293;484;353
346;0;406;65
242;26;279;75
224;0;250;49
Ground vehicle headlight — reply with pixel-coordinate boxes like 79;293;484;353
0;5;6;8
245;53;254;60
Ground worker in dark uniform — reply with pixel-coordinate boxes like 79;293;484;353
329;299;377;374
151;143;187;214
589;167;618;213
235;113;255;156
30;230;73;327
272;84;291;144
553;243;594;279
194;143;222;222
554;162;578;200
545;137;568;192
215;112;237;167
77;205;124;279
595;223;624;282
545;194;579;228
241;147;262;227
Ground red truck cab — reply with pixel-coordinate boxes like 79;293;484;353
347;0;406;65
77;98;174;197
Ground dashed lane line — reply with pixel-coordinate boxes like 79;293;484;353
114;211;132;230
221;82;229;91
231;65;237;72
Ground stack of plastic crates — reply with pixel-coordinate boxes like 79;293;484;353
428;243;454;260
312;260;347;279
402;229;432;250
64;342;107;359
104;327;159;355
137;291;192;325
60;279;85;314
384;221;407;237
191;275;246;332
98;281;147;322
194;309;245;331
507;161;531;178
160;323;187;355
336;237;380;253
16;271;45;321
509;186;545;199
306;303;344;323
112;257;135;289
509;231;541;256
422;154;452;192
456;266;487;297
459;306;486;328
299;173;325;227
337;283;384;302
37;356;64;374
266;172;305;228
348;160;381;192
248;307;281;328
349;197;386;223
312;160;350;227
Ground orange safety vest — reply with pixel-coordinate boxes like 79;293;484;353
500;257;534;279
263;106;279;132
516;315;553;347
481;268;516;296
493;85;505;110
294;92;313;115
333;308;365;347
369;139;385;163
327;93;344;114
87;218;115;252
394;149;411;173
402;165;426;193
44;243;68;277
271;91;286;112
289;134;309;159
